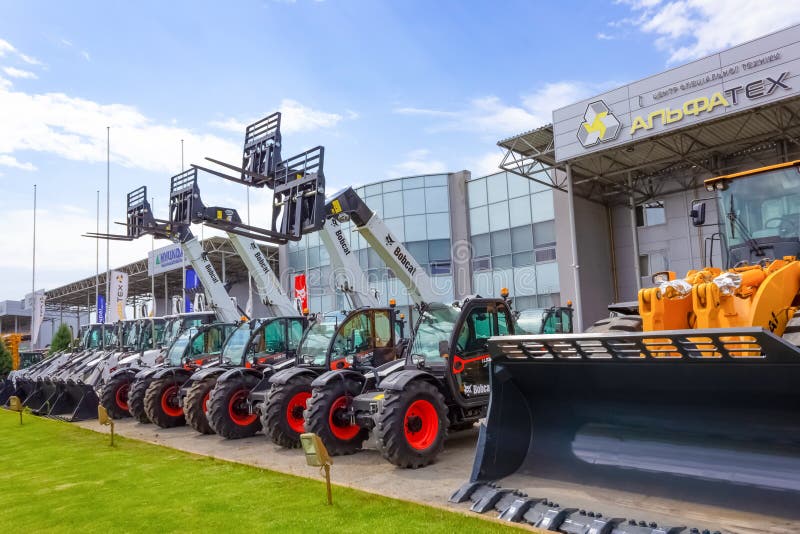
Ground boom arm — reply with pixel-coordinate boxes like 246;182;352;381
227;234;297;316
319;218;380;309
327;187;439;306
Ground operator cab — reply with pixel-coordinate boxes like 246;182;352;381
221;317;307;368
693;161;800;267
165;323;236;368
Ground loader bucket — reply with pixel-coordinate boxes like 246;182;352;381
461;327;800;533
0;378;13;405
46;382;99;422
21;379;58;412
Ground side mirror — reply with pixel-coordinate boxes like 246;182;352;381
690;201;706;227
438;340;449;358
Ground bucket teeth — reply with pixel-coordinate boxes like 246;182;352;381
496;496;545;523
469;486;514;514
448;481;489;503
523;503;577;531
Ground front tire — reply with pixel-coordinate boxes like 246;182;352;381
185;378;216;435
128;377;152;423
304;378;367;456
262;374;313;448
207;378;261;439
376;380;448;468
99;374;132;419
144;376;186;428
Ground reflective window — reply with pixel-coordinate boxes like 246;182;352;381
511;226;534;252
426;212;450;239
512;251;534;267
425;174;448;187
384;217;406;242
425;186;449;213
535;248;557;262
490;230;511;256
636;201;666;227
430;261;451;275
486;173;508;204
403;188;426;215
383;179;403;192
365;195;383;216
365;183;382;196
403;176;425;189
428;239;450;261
374;310;392;348
472;256;491;272
531;190;555;222
471;233;490;257
509;196;532;226
406;241;428;264
367;247;382;269
534;220;556;247
492;254;512;269
307;246;320;268
468;179;487;207
288;320;305;349
383;191;404;218
405;214;427;238
469;206;489;235
488;201;510;231
507;173;530;199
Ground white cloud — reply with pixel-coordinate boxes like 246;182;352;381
2;66;37;79
389;149;448;177
471;150;504;177
395;81;610;135
0;82;241;174
209;98;355;136
616;0;800;63
81;50;91;62
0;154;36;170
0;38;42;66
596;32;615;40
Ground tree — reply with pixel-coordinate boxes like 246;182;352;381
0;338;11;377
49;323;73;355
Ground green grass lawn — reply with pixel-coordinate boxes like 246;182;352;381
0;410;520;533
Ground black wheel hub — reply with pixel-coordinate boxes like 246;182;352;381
291;406;304;419
406;416;422;433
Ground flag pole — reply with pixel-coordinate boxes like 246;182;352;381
105;126;110;324
180;139;186;311
96;190;100;323
31;184;36;348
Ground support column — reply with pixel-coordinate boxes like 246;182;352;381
565;163;583;332
628;173;642;292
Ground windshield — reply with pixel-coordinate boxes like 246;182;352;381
166;331;193;366
409;304;461;364
123;322;139;349
222;322;253;365
515;308;546;334
298;321;338;366
139;320;166;351
719;166;800;265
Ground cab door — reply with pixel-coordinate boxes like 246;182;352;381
447;300;513;407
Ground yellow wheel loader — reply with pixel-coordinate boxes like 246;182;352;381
452;161;800;534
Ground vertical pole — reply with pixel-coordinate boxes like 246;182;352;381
246;188;252;306
151;196;156;317
164;273;168;314
180;139;186;312
324;464;332;505
31;184;37;348
564;163;583;332
106;126;111;323
96;190;100;323
629;173;642;291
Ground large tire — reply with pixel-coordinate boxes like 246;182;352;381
262;374;314;448
144;376;186;428
128;377;152;423
376;380;448;468
185;378;216;435
304;378;367;456
207;377;261;439
585;315;643;333
99;374;132;419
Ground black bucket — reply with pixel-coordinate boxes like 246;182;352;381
469;328;800;532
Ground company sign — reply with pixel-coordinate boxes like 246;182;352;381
294;274;308;313
148;243;186;276
553;25;800;161
107;271;128;323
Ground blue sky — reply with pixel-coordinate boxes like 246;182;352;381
1;0;799;299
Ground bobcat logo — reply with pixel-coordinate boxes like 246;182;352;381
385;234;395;247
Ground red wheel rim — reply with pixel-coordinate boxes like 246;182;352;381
160;385;183;417
115;383;130;411
404;399;439;451
202;391;210;413
228;389;257;426
328;395;359;441
286;391;311;435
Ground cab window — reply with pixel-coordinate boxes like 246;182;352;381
263;320;287;353
288;320;305;350
374;310;392;348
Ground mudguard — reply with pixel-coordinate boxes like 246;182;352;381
217;367;263;385
108;367;140;381
378;369;438;391
268;366;317;386
188;367;228;383
310;369;366;389
135;366;161;380
151;366;193;381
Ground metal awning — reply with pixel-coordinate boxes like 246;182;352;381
44;236;279;311
499;95;800;204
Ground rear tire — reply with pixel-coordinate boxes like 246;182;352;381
262;374;314;448
207;378;261;439
185;378;216;435
376;380;448;468
585;315;643;333
128;377;152;423
144;376;186;428
99;374;132;419
304;378;367;456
